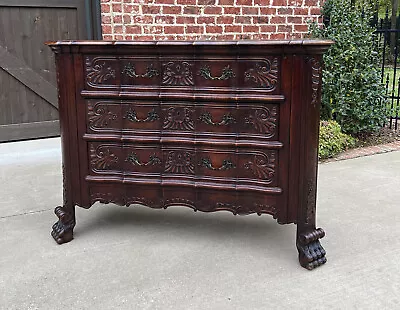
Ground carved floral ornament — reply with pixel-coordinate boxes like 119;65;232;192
244;58;279;90
90;145;118;170
244;107;277;137
244;152;276;184
86;57;116;86
88;102;117;129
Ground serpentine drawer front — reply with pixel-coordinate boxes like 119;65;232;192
48;40;332;270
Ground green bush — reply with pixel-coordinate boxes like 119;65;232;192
309;0;389;135
319;120;356;159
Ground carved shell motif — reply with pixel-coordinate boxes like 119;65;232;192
245;107;277;137
162;61;194;86
88;102;117;129
163;107;194;131
86;57;116;86
164;151;195;174
90;145;118;170
244;152;276;184
244;58;278;90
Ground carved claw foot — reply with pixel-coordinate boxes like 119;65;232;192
297;228;327;270
51;206;76;244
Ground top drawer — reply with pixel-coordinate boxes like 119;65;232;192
84;56;281;93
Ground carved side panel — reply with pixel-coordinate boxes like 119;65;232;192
308;57;322;107
85;57;118;88
62;163;68;207
305;179;317;224
303;56;322;224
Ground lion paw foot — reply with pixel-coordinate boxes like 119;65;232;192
51;206;75;244
297;228;327;270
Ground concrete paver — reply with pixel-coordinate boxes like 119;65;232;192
1;138;399;309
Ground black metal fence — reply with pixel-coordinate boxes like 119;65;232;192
374;9;400;130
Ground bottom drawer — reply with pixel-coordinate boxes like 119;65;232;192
88;142;279;187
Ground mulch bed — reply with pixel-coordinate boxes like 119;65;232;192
321;126;400;163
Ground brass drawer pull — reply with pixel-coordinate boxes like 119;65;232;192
198;112;235;126
198;65;235;81
199;158;236;171
126;153;162;167
124;108;159;123
122;63;159;79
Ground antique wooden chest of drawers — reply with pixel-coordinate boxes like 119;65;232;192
48;40;332;270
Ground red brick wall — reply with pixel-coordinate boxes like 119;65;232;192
101;0;322;40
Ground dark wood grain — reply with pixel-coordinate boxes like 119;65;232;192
48;40;332;270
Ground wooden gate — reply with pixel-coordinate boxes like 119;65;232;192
0;0;101;142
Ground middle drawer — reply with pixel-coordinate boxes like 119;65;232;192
86;99;279;140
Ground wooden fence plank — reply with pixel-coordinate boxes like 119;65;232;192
0;44;58;109
0;0;83;8
0;120;59;142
